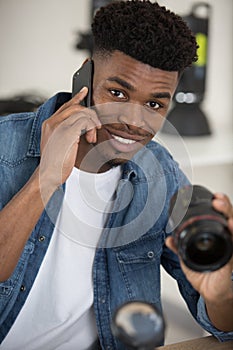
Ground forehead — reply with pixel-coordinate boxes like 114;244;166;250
93;51;178;93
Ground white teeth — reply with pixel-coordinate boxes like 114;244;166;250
112;134;136;145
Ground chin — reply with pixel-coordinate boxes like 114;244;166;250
107;158;128;167
107;148;139;167
94;144;142;171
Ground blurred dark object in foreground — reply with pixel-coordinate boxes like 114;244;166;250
111;301;165;349
0;93;47;115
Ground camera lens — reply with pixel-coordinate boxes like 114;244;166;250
195;236;215;252
179;221;233;271
169;185;233;272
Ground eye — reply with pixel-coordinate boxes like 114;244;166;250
110;89;125;99
146;101;161;110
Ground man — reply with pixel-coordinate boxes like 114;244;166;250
0;1;232;349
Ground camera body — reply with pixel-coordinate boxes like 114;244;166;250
169;185;233;272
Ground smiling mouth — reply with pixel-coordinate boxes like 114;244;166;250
111;134;137;145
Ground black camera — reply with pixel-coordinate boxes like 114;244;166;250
169;185;233;272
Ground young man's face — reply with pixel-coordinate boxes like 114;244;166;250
77;50;178;172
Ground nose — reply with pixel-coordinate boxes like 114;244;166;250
118;103;146;129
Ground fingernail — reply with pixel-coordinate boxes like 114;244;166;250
214;198;225;207
215;192;225;199
79;86;87;93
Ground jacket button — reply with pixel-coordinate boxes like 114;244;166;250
20;285;26;292
147;251;154;258
38;235;45;242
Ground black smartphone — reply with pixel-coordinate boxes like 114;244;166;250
72;59;94;106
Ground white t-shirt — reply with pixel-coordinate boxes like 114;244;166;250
2;166;122;350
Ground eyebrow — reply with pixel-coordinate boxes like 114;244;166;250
151;92;171;100
107;76;171;100
107;76;136;91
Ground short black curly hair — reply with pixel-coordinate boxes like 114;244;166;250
91;0;198;74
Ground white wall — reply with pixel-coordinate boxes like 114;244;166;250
0;0;232;129
0;0;90;98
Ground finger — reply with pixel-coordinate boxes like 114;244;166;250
72;86;89;105
228;218;233;234
52;87;89;116
47;104;102;138
60;113;99;144
212;193;233;218
166;237;196;275
82;113;102;144
85;128;98;144
165;236;178;254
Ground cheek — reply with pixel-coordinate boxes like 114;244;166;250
150;115;166;133
92;90;101;106
143;110;166;135
92;84;110;106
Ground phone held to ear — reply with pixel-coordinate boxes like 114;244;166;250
72;59;94;107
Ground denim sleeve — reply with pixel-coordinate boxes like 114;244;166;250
197;296;233;342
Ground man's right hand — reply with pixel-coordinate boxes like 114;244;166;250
39;87;101;192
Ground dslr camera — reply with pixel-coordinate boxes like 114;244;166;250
169;185;233;272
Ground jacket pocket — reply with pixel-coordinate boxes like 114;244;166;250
114;232;163;304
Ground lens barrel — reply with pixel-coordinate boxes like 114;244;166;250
169;185;233;272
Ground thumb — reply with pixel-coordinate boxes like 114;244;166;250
165;236;178;254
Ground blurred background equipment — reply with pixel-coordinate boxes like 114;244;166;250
111;301;166;349
0;93;46;115
75;0;114;55
162;2;212;136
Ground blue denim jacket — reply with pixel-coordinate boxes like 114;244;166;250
0;92;232;348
